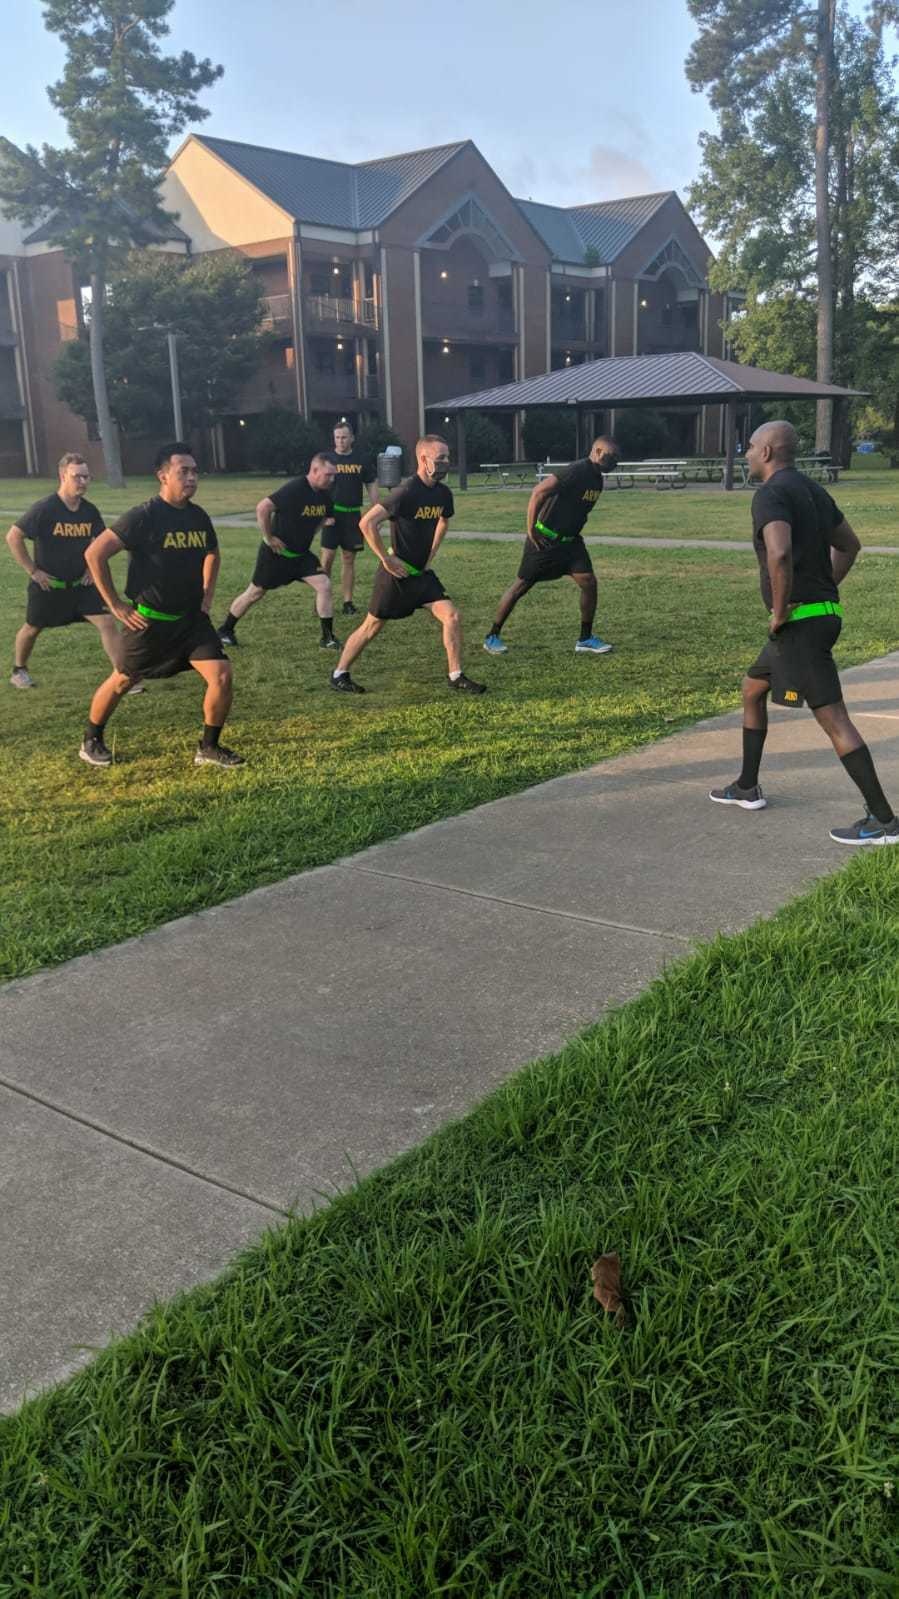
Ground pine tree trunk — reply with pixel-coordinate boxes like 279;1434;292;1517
815;0;836;453
88;266;125;489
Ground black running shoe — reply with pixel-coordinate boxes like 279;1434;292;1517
80;735;112;767
708;782;767;810
217;626;237;646
194;742;245;767
448;673;487;694
319;634;341;650
342;600;357;616
330;671;365;694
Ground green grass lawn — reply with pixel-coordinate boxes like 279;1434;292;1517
2;853;896;1595
2;535;898;982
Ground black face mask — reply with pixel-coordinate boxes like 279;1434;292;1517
431;460;450;480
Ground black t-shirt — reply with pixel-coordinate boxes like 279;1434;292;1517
113;497;218;614
330;449;375;513
385;475;454;571
751;468;842;609
539;459;604;538
269;476;334;554
16;493;105;582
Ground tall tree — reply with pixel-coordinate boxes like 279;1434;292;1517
685;0;899;453
55;253;267;441
0;1;221;485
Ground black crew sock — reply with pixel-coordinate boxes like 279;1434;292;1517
579;624;594;641
737;726;767;789
320;615;334;641
202;723;222;749
85;720;106;741
840;744;894;824
490;622;503;637
221;612;238;633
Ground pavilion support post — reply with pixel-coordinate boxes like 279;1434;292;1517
455;411;468;491
723;401;737;491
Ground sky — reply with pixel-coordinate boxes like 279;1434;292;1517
7;0;719;207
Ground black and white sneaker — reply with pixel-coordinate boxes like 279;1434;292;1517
330;671;365;694
80;735;112;767
448;673;487;695
830;813;899;846
217;626;237;646
10;667;36;688
342;600;357;616
194;742;245;768
319;634;341;650
708;782;767;810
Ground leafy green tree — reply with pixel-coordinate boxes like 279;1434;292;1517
55;252;266;439
242;409;327;477
686;1;899;452
463;413;510;469
521;408;577;462
0;1;221;485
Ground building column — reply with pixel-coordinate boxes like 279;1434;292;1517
288;238;307;416
632;283;639;355
545;270;551;372
609;279;617;356
379;245;393;426
10;261;37;474
412;249;425;437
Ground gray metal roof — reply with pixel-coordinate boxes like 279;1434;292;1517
515;192;673;264
441;353;865;410
195;136;468;229
25;201;190;247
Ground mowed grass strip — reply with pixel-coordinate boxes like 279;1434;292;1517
1;855;897;1596
2;539;898;980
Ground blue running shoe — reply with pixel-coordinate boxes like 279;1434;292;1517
829;813;899;846
575;636;613;654
483;633;508;655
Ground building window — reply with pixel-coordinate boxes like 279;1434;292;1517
284;344;295;369
470;355;486;387
467;282;484;312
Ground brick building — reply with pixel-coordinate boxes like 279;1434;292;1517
6;137;738;474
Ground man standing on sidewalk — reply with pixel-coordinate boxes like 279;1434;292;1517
329;434;485;696
6;453;126;688
483;435;620;657
320;422;378;617
79;442;242;769
709;419;898;845
217;454;339;650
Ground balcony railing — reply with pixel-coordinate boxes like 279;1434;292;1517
306;373;362;406
305;294;379;330
260;293;292;333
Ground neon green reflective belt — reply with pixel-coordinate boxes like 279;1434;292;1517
47;577;70;589
782;601;843;622
388;548;422;577
535;520;573;542
136;602;184;622
332;502;362;514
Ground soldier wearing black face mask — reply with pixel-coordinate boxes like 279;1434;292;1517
329;434;486;696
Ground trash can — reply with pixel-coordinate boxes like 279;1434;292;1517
377;445;403;488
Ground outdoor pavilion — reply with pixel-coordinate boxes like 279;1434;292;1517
439;352;864;490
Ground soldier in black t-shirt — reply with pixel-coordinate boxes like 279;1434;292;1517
329;434;485;696
78;442;243;769
320;423;377;616
217;454;339;650
709;420;897;846
483;436;620;657
6;452;125;689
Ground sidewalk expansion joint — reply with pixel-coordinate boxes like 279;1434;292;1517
0;1072;288;1218
345;865;692;944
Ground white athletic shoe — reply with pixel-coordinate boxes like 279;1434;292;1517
10;667;36;688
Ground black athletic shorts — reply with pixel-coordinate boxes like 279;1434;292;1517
26;579;107;628
747;615;842;709
518;533;593;585
120;611;226;681
368;567;447;621
321;512;363;553
251;542;323;589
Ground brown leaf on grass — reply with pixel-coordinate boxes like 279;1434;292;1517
591;1251;629;1329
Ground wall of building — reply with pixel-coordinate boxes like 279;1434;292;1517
162;140;294;252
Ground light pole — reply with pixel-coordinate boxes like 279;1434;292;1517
166;332;184;438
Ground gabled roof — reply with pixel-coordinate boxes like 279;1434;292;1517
441;353;865;411
516;191;673;265
24;200;190;247
191;135;469;229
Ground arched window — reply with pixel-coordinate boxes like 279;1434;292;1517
419;194;520;263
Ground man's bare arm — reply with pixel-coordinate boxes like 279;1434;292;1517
428;516;450;565
360;502;406;577
6;524;53;589
201;550;220;613
829;517;861;585
762;520;794;631
85;529;147;631
526;476;558;542
256;496;286;553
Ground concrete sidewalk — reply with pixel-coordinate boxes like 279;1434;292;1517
1;651;897;1412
